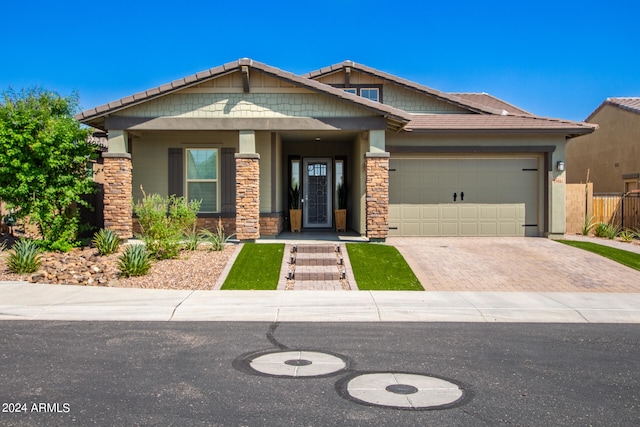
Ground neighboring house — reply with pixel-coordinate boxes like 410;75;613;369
567;97;640;193
76;58;594;241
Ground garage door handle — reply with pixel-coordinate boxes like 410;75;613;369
453;193;457;202
461;192;464;201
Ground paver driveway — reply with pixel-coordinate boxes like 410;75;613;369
389;237;640;293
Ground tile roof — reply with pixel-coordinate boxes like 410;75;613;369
404;114;596;136
76;58;595;137
76;58;412;129
586;97;640;121
449;93;532;116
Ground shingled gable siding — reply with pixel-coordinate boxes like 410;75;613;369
113;93;372;118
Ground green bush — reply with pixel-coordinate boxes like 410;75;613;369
117;244;151;277
92;228;121;255
7;239;43;274
619;229;636;242
201;218;234;251
133;189;201;259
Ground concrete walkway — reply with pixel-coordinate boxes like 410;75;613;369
1;281;640;323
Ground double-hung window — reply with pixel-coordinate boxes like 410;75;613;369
186;148;218;212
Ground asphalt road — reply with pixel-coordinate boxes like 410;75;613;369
1;321;638;426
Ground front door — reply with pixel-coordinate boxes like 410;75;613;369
303;158;332;228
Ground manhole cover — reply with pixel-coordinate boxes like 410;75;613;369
236;350;349;378
337;372;466;410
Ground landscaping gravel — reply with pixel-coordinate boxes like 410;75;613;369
0;244;237;290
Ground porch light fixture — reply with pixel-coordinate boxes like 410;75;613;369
557;161;565;171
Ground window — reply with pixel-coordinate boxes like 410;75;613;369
340;86;381;102
186;149;218;212
360;88;379;102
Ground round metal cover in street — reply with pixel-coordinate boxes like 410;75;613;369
343;372;465;409
249;350;347;377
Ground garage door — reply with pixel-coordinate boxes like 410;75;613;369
389;158;539;237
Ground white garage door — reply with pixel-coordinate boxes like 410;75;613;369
389;157;539;237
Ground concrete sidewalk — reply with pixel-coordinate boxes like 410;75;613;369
2;281;640;323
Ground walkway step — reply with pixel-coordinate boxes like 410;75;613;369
277;243;353;291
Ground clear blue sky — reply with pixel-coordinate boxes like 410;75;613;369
2;0;638;122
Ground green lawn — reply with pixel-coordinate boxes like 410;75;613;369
557;240;640;271
346;243;423;291
221;243;284;290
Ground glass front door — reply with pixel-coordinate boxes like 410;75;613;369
303;158;332;228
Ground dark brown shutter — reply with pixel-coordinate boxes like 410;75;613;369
168;148;184;197
221;147;236;213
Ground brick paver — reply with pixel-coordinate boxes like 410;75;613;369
279;244;351;290
389;237;640;293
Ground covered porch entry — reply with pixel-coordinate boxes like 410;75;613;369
281;131;362;233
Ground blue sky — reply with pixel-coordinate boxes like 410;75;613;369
2;0;638;121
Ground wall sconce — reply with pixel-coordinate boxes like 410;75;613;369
557;161;565;171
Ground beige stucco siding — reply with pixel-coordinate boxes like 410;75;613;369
567;105;640;192
114;93;372;119
131;130;238;206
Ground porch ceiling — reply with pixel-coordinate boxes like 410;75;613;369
279;130;360;143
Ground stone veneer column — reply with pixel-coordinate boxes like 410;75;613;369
102;153;133;239
365;152;390;241
235;153;260;241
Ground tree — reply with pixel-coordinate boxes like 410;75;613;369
0;88;98;250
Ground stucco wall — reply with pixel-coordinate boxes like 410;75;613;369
131;130;238;206
567;105;640;193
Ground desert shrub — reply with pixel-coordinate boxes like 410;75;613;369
134;189;201;259
594;222;620;239
201;218;234;251
582;215;596;236
7;239;43;274
117;244;151;277
92;228;121;255
619;229;636;242
183;224;204;251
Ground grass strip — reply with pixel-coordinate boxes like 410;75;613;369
346;243;423;291
557;240;640;272
221;243;284;290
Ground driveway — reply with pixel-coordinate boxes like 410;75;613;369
389;237;640;293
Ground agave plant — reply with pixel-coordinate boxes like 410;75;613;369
201;218;234;251
7;239;43;274
618;228;636;242
92;228;121;256
117;244;152;277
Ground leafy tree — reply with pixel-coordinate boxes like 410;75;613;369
0;88;98;251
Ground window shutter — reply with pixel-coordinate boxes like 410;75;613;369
168;148;184;197
221;147;236;212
